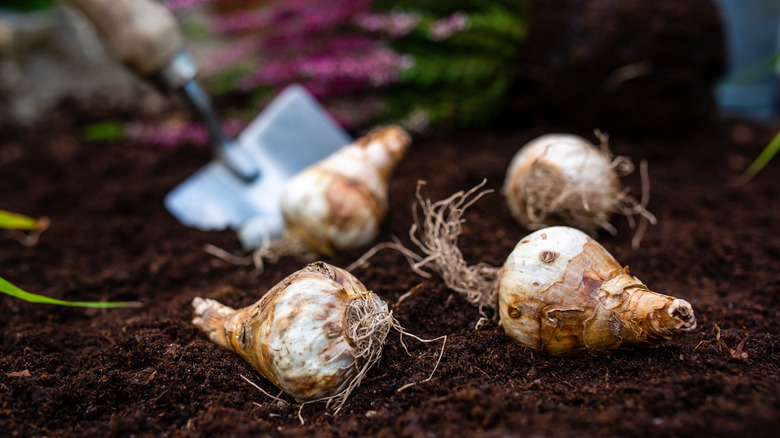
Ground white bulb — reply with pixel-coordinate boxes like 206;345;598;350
497;226;696;356
281;126;411;255
503;134;622;235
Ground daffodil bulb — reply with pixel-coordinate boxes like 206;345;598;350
281;125;411;255
192;262;392;408
497;226;696;356
391;183;695;356
503;133;649;236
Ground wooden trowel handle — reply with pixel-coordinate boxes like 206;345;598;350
68;0;184;76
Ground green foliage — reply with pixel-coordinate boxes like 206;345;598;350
0;0;55;13
373;0;528;16
719;51;779;184
162;0;532;140
82;122;125;142
0;276;140;308
738;130;780;183
213;62;260;97
0;210;38;230
722;53;780;86
0;210;49;246
381;2;529;129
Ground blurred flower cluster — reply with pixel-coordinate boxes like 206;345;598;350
125;0;529;147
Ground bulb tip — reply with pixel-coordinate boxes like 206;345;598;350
667;299;697;332
383;125;412;156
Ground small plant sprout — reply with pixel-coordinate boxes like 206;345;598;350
192;261;445;414
733;129;780;185
503;132;656;248
0;210;50;247
376;181;696;356
0;276;140;308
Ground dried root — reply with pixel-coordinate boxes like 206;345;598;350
202;230;317;275
693;324;749;360
323;293;395;414
407;180;500;315
293;293;446;420
250;230;318;274
505;131;656;249
351;180;499;317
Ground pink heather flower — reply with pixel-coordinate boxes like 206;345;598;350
353;11;422;39
197;37;260;77
429;11;471;42
237;60;299;90
211;9;273;34
259;35;378;58
293;0;372;34
163;0;213;13
297;51;396;85
214;0;372;36
237;47;413;94
302;77;385;99
125;119;245;148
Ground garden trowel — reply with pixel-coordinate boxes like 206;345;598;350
69;0;351;248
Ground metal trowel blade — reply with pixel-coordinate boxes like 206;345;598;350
164;84;352;245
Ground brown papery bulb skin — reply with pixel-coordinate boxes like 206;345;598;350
503;134;621;234
497;226;696;356
192;262;388;402
281;125;412;255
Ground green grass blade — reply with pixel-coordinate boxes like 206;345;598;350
0;210;39;230
741;130;780;182
82;122;125;142
722;53;780;86
0;277;140;308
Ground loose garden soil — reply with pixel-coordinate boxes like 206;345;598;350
1;114;778;437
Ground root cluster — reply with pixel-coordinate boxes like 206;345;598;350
351;181;499;316
407;181;500;314
514;131;656;249
251;231;318;274
298;292;445;419
327;294;395;414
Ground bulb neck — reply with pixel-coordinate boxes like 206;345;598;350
616;284;697;344
600;269;696;346
658;298;697;334
357;126;411;179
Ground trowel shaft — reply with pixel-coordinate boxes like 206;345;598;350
68;0;258;181
181;78;259;181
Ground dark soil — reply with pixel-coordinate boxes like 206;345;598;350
511;0;724;136
1;112;779;437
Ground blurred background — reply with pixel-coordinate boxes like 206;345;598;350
0;0;777;142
